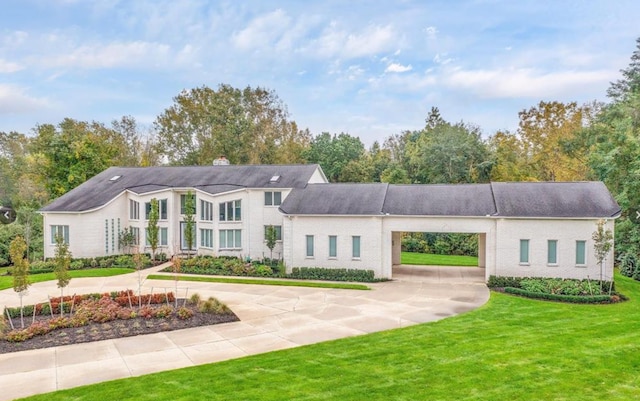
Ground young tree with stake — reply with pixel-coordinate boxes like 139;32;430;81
9;236;30;328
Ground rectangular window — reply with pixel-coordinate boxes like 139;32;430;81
219;229;242;249
129;200;139;220
576;240;586;265
306;235;314;257
519;239;529;264
329;235;337;258
146;199;168;220
352;236;361;259
264;225;283;241
180;193;195;215
264;191;282;206
200;228;214;248
145;202;152;220
547;240;558;264
219;200;242;221
159;199;168;220
131;227;140;246
200;200;214;221
180;222;197;250
51;225;69;245
160;227;168;246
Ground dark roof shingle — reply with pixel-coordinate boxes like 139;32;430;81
42;164;321;212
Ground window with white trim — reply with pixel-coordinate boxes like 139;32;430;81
131;227;140;245
264;225;282;241
547;240;558;264
576;240;587;265
200;228;214;248
519;239;529;264
160;227;168;246
352;236;361;259
129;200;139;220
219;229;242;249
264;191;282;206
200;200;214;221
219;200;241;221
180;193;196;215
329;235;337;258
51;225;69;245
306;235;314;257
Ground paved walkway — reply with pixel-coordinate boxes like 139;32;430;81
0;264;489;400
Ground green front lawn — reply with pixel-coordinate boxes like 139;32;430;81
19;274;640;400
147;274;370;290
0;268;135;291
401;251;478;266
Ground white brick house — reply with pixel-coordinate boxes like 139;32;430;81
41;165;620;281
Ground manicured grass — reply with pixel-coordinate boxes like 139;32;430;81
19;273;640;400
147;274;370;290
401;251;478;266
0;268;135;291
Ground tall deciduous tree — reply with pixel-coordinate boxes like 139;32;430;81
265;225;277;261
608;37;640;102
303;132;366;182
517;101;591;181
592;219;614;287
154;84;308;165
9;235;29;328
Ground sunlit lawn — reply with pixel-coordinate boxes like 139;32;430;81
19;273;640;401
0;268;135;291
401;251;478;266
147;274;370;290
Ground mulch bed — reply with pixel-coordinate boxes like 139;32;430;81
0;302;239;354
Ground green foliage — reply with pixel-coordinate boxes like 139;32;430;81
488;276;615;297
118;227;137;254
303;132;366;182
401;233;478;256
289;267;378;282
503;287;623;304
154;84;308;165
9;235;30;293
147;198;159;259
183;191;196;254
53;234;71;290
487;275;523;288
620;252;640;279
264;225;277;259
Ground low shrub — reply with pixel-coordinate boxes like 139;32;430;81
188;293;201;305
504;287;625;304
289;267;378;282
176;307;194;320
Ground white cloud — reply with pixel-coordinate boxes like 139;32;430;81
424;26;438;38
0;84;49;114
385;63;412;73
39;41;171;69
232;9;292;51
443;67;612;98
314;23;397;59
0;59;22;73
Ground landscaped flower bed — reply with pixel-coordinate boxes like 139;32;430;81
488;275;627;304
166;256;381;282
0;291;238;354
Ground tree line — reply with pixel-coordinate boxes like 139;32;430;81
2;38;640;265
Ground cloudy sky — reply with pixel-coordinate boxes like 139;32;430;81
1;0;639;145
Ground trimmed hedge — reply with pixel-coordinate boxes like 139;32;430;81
22;253;164;275
488;275;615;294
289;267;379;282
503;287;625;304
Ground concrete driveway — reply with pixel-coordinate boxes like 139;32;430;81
0;264;489;400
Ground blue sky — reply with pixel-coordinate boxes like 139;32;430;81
1;0;639;146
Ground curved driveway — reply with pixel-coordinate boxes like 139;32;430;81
0;264;489;400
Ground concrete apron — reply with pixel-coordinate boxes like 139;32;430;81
0;265;489;400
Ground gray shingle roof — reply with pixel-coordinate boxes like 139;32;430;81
491;181;620;218
278;183;389;215
42;164;322;212
280;181;620;218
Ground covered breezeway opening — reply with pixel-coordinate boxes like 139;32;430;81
391;231;487;283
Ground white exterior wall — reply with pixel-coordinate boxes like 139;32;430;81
43;194;128;258
494;218;615;281
283;215;385;277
